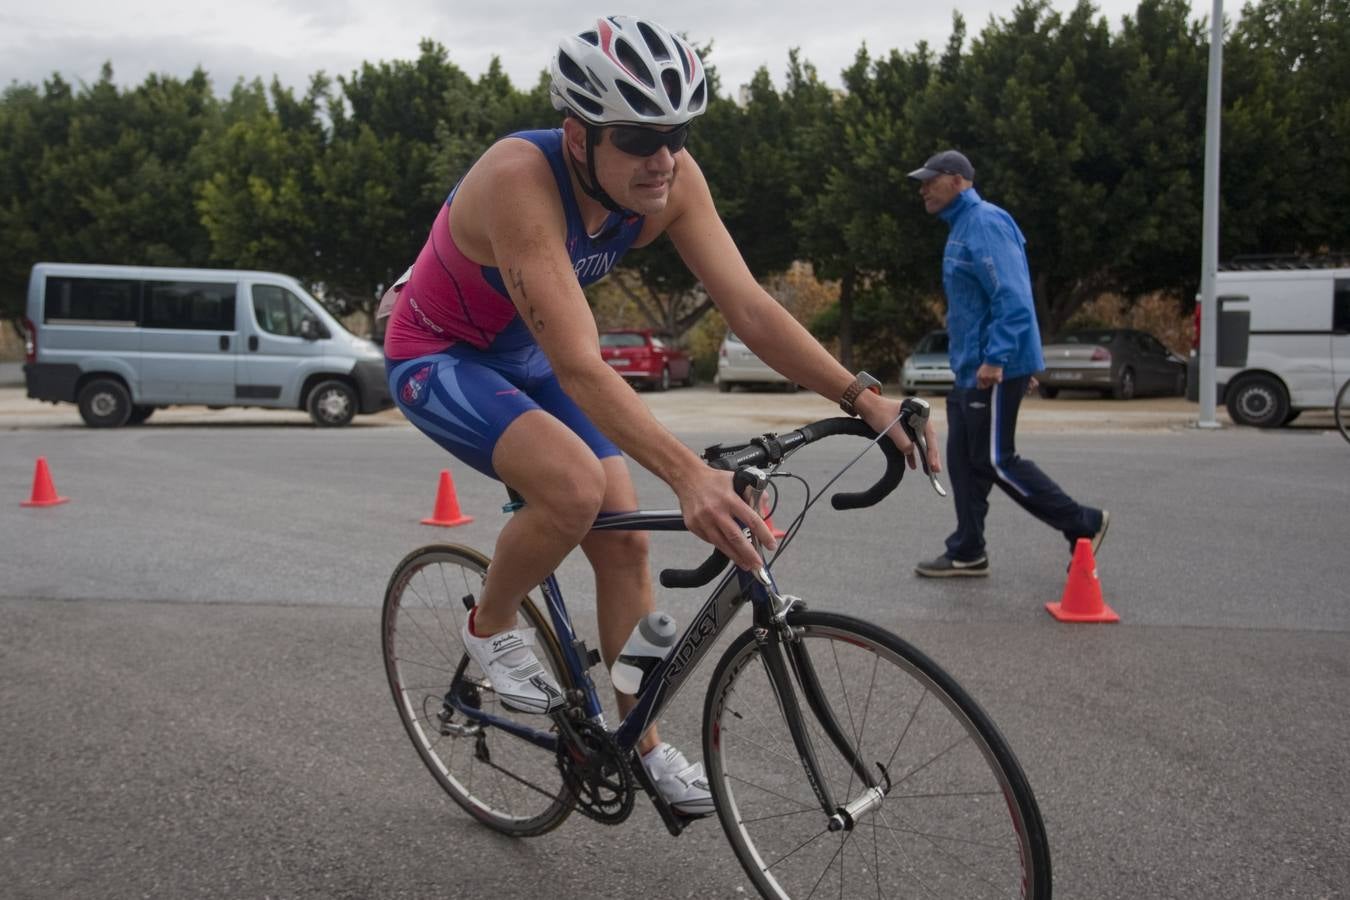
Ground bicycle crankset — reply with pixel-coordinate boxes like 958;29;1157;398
554;718;634;825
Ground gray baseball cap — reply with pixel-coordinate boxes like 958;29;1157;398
907;150;974;181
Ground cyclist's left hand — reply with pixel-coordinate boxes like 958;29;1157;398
860;396;942;474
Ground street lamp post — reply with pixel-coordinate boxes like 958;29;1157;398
1197;0;1224;428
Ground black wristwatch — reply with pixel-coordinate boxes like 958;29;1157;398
839;371;882;416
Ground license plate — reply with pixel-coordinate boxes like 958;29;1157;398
607;359;630;367
1057;371;1082;380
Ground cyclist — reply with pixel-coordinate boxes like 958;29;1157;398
382;15;940;816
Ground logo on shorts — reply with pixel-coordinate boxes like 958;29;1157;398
400;364;434;407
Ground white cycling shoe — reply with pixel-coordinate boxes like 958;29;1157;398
461;611;564;714
642;742;715;817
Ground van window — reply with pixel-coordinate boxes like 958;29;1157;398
142;281;236;331
1335;280;1350;333
251;285;311;337
45;277;138;324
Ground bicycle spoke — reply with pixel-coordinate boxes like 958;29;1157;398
383;548;574;837
706;613;1047;899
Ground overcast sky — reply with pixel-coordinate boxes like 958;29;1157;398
2;1;1221;98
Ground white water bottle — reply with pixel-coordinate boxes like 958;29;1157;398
610;611;678;695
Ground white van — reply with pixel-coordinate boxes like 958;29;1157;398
1197;264;1350;427
22;263;391;427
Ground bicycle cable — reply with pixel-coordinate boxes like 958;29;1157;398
760;408;906;568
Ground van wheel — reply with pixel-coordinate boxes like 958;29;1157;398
78;378;132;428
307;380;357;427
128;405;155;425
1225;375;1289;428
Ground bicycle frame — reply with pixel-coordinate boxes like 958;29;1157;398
442;499;884;819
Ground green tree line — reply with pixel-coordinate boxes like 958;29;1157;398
2;0;1345;370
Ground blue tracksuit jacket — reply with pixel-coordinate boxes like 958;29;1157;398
938;188;1045;387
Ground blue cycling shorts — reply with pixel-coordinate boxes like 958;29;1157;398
386;339;621;481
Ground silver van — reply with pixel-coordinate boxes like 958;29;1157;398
1193;263;1350;427
22;263;391;427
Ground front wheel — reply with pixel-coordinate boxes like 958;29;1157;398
381;544;576;837
307;379;357;427
1336;379;1350;444
703;610;1051;899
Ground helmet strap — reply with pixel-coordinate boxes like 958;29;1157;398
569;123;629;215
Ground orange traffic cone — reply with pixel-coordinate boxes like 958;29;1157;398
21;457;70;508
1045;538;1119;623
760;496;787;540
421;469;473;527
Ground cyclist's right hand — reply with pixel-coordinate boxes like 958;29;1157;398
674;466;777;571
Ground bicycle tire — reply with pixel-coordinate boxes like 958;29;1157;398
382;544;576;837
1336;379;1350;444
703;610;1051;899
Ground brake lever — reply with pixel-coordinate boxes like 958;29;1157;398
899;398;948;497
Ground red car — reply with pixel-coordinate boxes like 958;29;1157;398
599;329;693;391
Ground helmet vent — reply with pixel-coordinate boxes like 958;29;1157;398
661;69;683;108
689;81;706;112
579;30;600;46
616;81;662;118
636;21;672;61
558;51;596;94
566;90;605;118
614;38;655;89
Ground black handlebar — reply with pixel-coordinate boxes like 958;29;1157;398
658;399;933;589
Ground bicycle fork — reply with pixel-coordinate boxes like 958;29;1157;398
754;619;891;832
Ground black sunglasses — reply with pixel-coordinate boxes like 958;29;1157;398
607;123;690;157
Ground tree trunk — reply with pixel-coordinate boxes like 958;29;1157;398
838;273;856;370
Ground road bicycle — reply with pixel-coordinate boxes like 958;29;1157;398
381;398;1052;898
1336;378;1350;444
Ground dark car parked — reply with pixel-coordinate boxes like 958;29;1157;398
599;329;693;391
1038;328;1187;399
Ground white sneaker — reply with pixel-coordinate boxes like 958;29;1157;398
461;613;563;714
642;742;714;817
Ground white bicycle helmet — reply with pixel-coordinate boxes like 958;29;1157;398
550;16;708;126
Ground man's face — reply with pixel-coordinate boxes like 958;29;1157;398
590;124;686;215
918;173;965;215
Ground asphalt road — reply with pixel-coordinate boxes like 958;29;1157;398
2;393;1348;899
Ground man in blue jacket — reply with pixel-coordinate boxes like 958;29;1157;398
908;150;1108;577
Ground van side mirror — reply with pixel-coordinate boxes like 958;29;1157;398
299;316;320;341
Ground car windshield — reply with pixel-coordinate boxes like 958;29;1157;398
1053;330;1117;345
600;333;645;348
915;332;949;354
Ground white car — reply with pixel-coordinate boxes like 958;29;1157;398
900;330;955;395
716;331;797;392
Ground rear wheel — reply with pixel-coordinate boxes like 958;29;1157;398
382;544;576;837
307;379;356;427
1038;384;1060;399
704;610;1051;899
718;380;732;393
1226;374;1289;428
655;366;671;392
77;378;131;428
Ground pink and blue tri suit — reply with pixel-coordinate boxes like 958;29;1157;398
383;129;644;480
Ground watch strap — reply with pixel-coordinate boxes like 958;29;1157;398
839;371;881;416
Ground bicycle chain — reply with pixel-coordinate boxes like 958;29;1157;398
555;719;635;825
